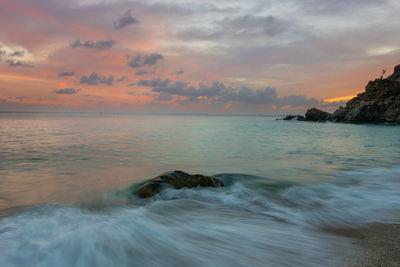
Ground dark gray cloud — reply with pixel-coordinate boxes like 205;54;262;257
226;15;289;37
137;78;171;87
153;81;225;98
155;92;173;101
101;75;114;86
71;40;116;50
113;9;139;29
127;83;136;87
136;70;156;75
219;86;277;105
298;0;388;14
53;88;81;94
152;81;191;95
128;53;164;68
117;75;126;82
83;94;103;99
172;70;184;75
276;95;319;107
9;50;24;57
180;15;290;41
6;59;33;67
80;73;101;85
15;96;27;100
58;71;75;77
80;72;114;86
151;79;317;107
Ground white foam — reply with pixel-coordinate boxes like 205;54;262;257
1;166;400;266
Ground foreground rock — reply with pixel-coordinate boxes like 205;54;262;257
136;170;224;198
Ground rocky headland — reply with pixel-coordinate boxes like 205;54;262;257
282;64;400;124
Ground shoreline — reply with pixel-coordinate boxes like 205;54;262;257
325;223;400;266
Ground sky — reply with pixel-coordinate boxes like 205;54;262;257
0;0;399;114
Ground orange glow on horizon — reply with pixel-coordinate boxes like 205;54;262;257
0;73;49;82
323;95;356;103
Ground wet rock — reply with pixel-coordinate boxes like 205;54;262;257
136;170;224;198
282;115;295;120
305;108;332;122
282;115;306;121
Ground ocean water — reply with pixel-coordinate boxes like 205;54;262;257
1;113;400;266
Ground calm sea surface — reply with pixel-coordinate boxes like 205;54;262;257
1;113;400;266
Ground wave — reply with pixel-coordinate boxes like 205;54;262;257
1;166;400;266
129;166;400;226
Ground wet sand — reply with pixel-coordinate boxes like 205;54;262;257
325;223;400;266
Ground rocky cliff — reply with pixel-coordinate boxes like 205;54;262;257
282;64;400;124
329;64;400;123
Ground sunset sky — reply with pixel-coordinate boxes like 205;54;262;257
0;0;399;113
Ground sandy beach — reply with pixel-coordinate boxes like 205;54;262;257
326;224;400;266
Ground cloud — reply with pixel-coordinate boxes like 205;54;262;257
319;100;346;108
128;53;163;68
53;88;81;94
155;92;173;101
83;94;103;99
153;81;225;98
9;50;24;57
180;15;290;41
137;78;171;87
219;86;277;105
6;59;33;67
227;15;289;37
113;9;139;29
171;70;184;75
299;0;387;14
101;75;114;86
80;73;101;85
71;40;116;50
0;42;34;67
136;70;156;75
276;95;319;107
152;81;191;95
151;79;317;107
80;72;114;86
58;71;75;77
117;75;126;82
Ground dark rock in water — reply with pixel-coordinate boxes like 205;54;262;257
282;115;306;121
136;170;224;198
297;115;306;121
329;64;400;124
282;115;295;120
305;108;332;122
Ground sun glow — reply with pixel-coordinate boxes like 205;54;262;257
323;95;355;103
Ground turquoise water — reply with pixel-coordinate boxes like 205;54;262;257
1;113;400;266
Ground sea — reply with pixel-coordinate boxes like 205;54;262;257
1;112;400;266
